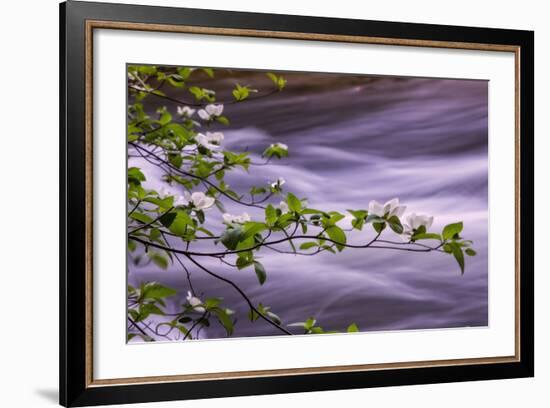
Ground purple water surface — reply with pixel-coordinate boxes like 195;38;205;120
129;71;488;339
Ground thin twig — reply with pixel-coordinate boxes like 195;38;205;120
185;254;292;335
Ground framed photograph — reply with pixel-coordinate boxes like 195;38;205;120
60;1;534;406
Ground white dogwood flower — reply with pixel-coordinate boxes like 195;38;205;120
270;142;288;150
368;198;406;218
198;104;224;120
401;213;434;241
222;212;251;224
182;191;215;210
186;291;205;313
195;131;224;150
270;177;286;189
158;186;172;199
205;131;224;145
177;106;196;117
173;194;188;207
404;213;434;231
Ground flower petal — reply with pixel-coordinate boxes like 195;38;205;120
198;110;210;120
425;216;434;230
368;200;384;217
383;198;399;214
392;205;407;218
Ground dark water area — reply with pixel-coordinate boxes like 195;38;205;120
129;70;488;339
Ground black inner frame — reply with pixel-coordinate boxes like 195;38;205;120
60;1;534;406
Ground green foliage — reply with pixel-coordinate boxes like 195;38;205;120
266;72;287;90
387;215;403;234
325;225;346;252
254;262;267;285
263;143;289;159
220;226;245;250
232;83;255;101
148;251;169;269
188;86;216;102
347;323;359;333
449;241;465;274
140;282;177;300
299;242;318;250
442;222;463;241
348;209;368;230
126;65;476;342
413;232;442;241
286;192;303;212
128;167;146;186
265;204;278;226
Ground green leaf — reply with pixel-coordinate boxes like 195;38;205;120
465;248;477;256
168;153;183;168
286;192;302;212
236;254;254;270
129;212;154;225
135;303;165;322
254;262;267;285
188;86;204;100
166;212;192;236
366;214;384;224
242;222;268;240
266;73;286;90
158;110;172;126
144;196;174;210
299;242;318;250
325;225;346;251
372;221;386;233
351;218;365;230
304;317;316;330
449;242;465;274
158;212;177;228
141;282;177;300
216;115;230;125
413;232;442;241
128;167;146;185
136;65;157;75
266;72;278;85
166;75;185;88
266;310;282;325
442;222;463;241
214;309;234;336
327;212;346;225
347;209;368;219
248;308;260;322
177;67;192;80
220;227;244;250
203;298;222;309
201;68;214;78
232;84;250;101
149;252;168;269
250;186;267;196
387;215;403;234
302;208;329;216
265;204;278;226
347;323;359;333
195;210;205;224
322;245;336;254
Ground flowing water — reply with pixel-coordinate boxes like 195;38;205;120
129;71;488;339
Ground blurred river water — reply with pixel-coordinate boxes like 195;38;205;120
129;70;488;339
